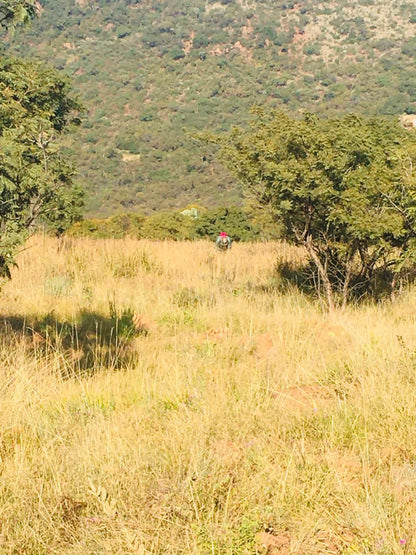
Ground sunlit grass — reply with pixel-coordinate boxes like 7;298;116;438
0;235;415;553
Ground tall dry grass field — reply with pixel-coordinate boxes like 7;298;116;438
1;235;416;554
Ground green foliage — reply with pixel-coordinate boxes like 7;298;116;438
209;110;416;307
67;205;268;242
170;44;185;60
401;38;416;57
0;0;38;30
303;43;321;56
0;53;83;274
193;206;260;241
68;213;144;239
7;0;416;216
140;211;195;240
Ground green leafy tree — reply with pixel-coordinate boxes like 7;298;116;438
140;211;195;240
0;2;83;275
193;206;259;242
0;0;38;30
207;110;416;308
68;213;144;239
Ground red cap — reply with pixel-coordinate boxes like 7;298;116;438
220;232;227;236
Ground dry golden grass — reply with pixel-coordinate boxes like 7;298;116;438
0;235;416;553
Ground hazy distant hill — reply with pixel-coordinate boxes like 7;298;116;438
6;0;416;215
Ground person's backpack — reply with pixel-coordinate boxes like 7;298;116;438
217;235;231;250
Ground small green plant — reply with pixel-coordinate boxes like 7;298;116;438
44;275;74;297
174;287;202;308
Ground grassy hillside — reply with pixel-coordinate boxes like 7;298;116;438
6;0;416;215
1;236;416;552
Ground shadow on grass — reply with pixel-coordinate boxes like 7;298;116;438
256;259;317;296
0;308;148;377
257;259;415;304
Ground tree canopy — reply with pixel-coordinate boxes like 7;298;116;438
209;110;416;307
0;0;39;30
193;206;259;242
0;0;83;276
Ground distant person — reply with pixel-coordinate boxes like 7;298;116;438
216;231;232;251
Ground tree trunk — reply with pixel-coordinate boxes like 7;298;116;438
341;246;357;309
390;275;396;302
304;235;335;311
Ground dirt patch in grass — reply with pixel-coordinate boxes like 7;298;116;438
256;531;291;554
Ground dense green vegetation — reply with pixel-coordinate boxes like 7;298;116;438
0;0;83;276
68;205;262;242
209;110;416;307
6;0;416;216
0;0;38;29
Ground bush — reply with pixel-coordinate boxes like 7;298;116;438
68;213;144;238
67;207;274;242
193;206;260;241
140;211;196;240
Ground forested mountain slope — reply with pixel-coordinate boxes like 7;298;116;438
5;0;416;215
